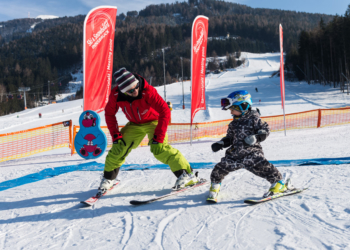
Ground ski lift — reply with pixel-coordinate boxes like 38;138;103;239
17;94;23;100
7;94;13;100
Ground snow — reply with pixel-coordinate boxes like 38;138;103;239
36;15;59;20
1;52;350;249
26;15;59;33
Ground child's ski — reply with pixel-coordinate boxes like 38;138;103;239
244;188;308;205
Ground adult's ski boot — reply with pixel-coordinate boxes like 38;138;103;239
173;171;200;190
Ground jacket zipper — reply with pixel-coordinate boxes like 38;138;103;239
124;107;132;120
137;107;141;120
122;142;134;158
129;103;138;121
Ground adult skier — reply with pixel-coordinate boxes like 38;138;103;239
100;68;199;192
207;90;291;202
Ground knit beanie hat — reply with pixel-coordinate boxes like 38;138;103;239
113;67;139;93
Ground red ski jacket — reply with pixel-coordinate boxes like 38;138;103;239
104;75;170;143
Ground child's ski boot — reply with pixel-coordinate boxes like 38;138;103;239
263;179;289;198
207;183;221;203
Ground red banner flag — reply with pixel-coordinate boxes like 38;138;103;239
83;6;117;113
191;15;209;125
279;24;285;109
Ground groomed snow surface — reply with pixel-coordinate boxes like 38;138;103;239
1;52;350;249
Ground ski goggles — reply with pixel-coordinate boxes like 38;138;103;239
126;82;140;94
221;98;234;110
221;94;251;110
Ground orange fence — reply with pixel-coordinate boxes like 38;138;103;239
264;107;350;131
0;120;72;163
1;107;349;161
70;107;350;155
71;118;231;154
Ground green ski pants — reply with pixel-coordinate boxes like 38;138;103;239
104;121;191;173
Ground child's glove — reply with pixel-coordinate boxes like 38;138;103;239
244;130;268;146
244;135;257;146
256;130;268;142
211;141;224;152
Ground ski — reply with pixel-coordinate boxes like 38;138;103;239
81;181;120;206
244;188;308;205
206;197;218;203
130;179;208;205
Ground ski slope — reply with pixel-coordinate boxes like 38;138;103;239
1;52;350;249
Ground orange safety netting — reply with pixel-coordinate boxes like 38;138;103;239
70;107;350;155
0;120;72;162
2;107;349;159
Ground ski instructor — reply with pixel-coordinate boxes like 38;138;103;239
99;68;199;192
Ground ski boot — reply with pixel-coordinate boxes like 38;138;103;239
173;171;199;190
285;178;294;190
207;183;221;203
263;179;288;198
98;177;116;193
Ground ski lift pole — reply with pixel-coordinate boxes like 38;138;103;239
190;124;192;146
162;49;166;102
341;73;350;95
18;87;30;110
283;103;286;136
181;57;185;109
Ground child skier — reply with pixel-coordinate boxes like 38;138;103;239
100;68;199;193
207;90;290;202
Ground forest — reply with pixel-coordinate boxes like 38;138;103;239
286;5;350;95
0;0;335;115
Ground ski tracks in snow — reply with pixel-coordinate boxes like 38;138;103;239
121;209;134;249
287;202;350;244
200;204;257;249
154;208;184;250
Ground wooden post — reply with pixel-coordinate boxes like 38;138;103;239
317;109;322;128
71;125;77;156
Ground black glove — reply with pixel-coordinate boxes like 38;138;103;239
113;133;125;145
256;130;268;142
211;141;224;152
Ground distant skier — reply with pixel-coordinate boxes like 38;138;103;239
255;87;258;92
100;68;199;192
207;90;290;202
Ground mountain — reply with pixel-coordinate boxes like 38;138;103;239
0;0;335;115
0;15;84;43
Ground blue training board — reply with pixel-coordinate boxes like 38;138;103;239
74;110;108;160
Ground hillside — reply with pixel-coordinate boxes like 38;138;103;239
0;0;335;116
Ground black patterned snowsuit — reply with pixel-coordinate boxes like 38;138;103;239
210;110;283;184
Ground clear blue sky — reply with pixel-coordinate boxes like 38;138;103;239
0;0;348;22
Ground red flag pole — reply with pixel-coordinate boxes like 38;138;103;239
280;24;287;136
190;15;209;145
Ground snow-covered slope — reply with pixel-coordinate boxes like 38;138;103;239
1;52;350;249
1;52;349;134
